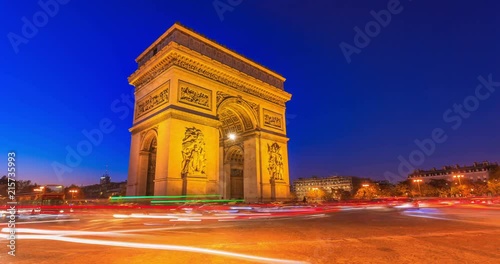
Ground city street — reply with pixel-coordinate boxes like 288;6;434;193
1;206;499;264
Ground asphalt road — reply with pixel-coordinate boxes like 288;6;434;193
1;206;499;264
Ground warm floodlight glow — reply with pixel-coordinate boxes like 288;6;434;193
228;133;236;140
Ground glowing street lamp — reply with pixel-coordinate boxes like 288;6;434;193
362;184;369;187
453;174;464;185
69;189;78;200
413;179;423;196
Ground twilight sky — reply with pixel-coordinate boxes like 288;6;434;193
1;0;499;186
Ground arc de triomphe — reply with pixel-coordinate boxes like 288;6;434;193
126;23;292;202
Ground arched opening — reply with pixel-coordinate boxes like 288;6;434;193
139;130;158;196
227;146;244;199
146;137;157;196
217;97;259;200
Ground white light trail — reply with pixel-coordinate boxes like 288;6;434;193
2;234;309;264
1;228;128;237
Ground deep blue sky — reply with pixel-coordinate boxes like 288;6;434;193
1;0;499;186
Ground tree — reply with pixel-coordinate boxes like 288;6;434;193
487;166;500;196
489;166;500;181
354;185;379;199
451;184;471;197
471;180;488;196
488;179;500;196
428;179;451;197
307;188;326;202
340;190;352;200
378;183;396;197
393;180;411;197
16;180;38;193
420;183;439;197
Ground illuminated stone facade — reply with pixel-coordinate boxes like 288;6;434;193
408;161;499;183
292;176;354;200
126;23;292;202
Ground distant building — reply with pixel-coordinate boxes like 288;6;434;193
292;176;356;199
81;181;127;199
100;173;111;185
80;168;126;199
81;184;103;199
408;161;498;182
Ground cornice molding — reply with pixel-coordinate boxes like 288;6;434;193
134;24;285;88
129;44;291;107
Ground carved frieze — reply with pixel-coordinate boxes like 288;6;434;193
267;142;283;181
263;109;283;130
178;80;212;110
181;127;207;176
131;52;288;106
135;82;170;119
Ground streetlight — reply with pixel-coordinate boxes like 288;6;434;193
69;189;78;200
453;174;464;185
413;179;423;196
362;184;369;187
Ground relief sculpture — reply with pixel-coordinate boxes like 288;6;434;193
263;109;283;130
181;127;207;176
136;85;169;118
178;81;212;110
267;142;283;181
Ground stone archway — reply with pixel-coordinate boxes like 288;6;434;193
139;130;157;196
218;97;258;200
126;23;292;201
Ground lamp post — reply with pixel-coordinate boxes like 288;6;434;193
453;174;464;185
69;189;78;200
413;179;423;196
